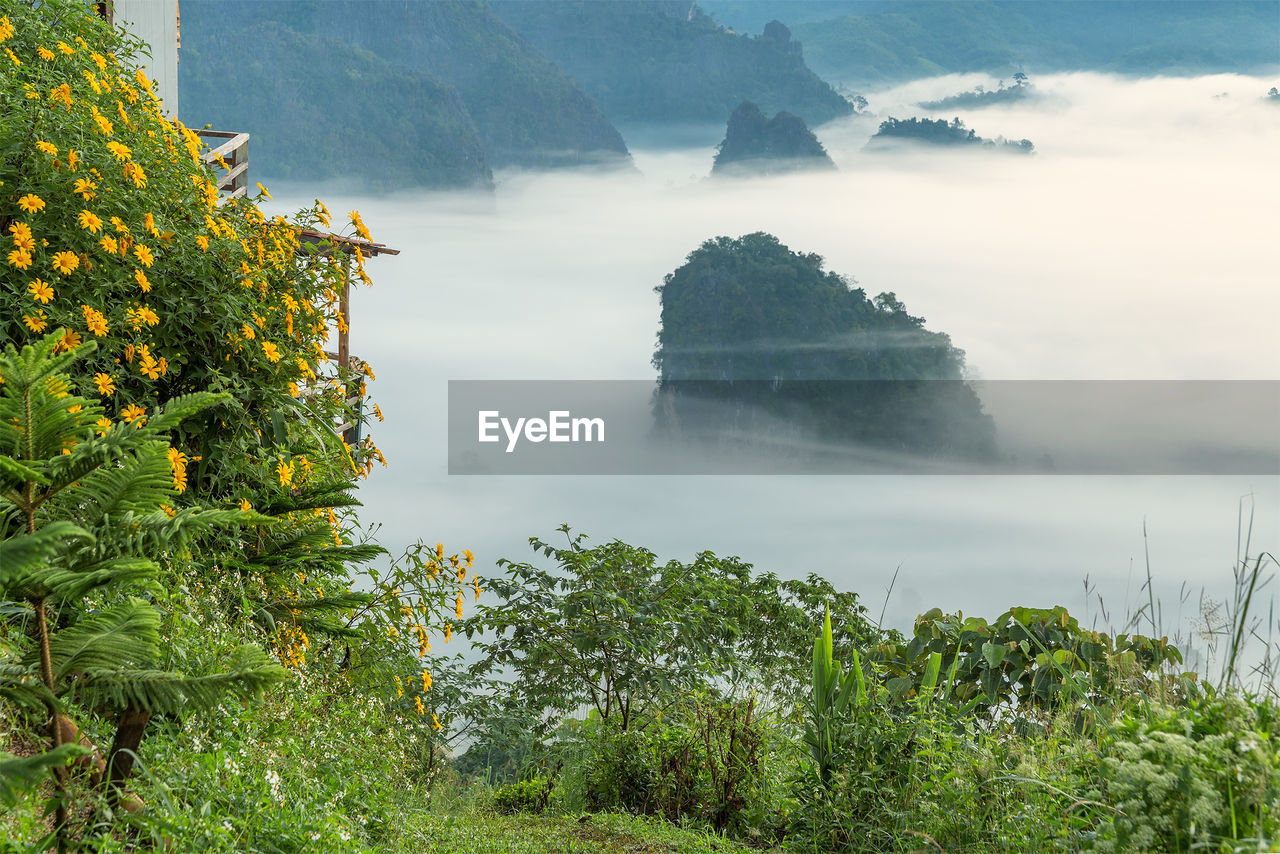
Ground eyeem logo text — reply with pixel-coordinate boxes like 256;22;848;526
478;410;605;453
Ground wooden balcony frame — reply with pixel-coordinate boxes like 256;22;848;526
197;130;250;198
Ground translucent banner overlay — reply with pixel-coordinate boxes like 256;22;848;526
447;380;1280;475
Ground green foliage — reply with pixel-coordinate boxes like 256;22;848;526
712;101;836;175
0;0;386;502
804;607;867;788
468;526;755;732
491;0;854;125
491;776;554;815
868;116;1034;153
878;605;1191;718
1089;695;1280;852
652;232;996;457
0;333;286;834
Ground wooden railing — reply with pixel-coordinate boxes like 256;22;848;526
197;130;250;198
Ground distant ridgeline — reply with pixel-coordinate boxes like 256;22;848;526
180;1;630;190
489;1;854;126
651;233;995;459
711;102;836;175
919;73;1039;110
868;118;1034;154
780;1;1280;87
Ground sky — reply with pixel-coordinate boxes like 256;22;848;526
265;71;1278;674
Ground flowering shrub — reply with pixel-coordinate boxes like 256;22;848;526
0;1;382;503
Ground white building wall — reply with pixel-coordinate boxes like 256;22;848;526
111;0;179;116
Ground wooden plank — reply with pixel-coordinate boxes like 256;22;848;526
216;161;249;189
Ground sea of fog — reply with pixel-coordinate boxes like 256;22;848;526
265;73;1278;670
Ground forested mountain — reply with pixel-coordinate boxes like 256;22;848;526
180;20;491;191
652;233;995;457
783;1;1280;86
489;1;854;125
711;102;836;175
180;1;630;188
868;117;1034;153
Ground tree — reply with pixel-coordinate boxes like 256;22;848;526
0;333;285;836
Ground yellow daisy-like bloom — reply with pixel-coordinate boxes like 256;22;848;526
0;16;13;42
133;244;153;267
431;714;443;732
474;577;482;601
134;269;151;292
414;696;425;716
77;210;103;233
261;341;281;362
27;279;53;303
94;416;112;436
463;548;475;567
7;248;32;270
99;235;118;255
93;373;115;396
51;251;79;275
22;312;48;333
144;212;158;236
89;51;106;70
195;234;209;251
123;162;146;188
135;68;151;91
35;141;57;156
17;194;45;214
9;221;32;243
256;182;272;199
288;382;300;398
4;47;19;66
66;149;79;171
120;404;146;424
105;140;131;161
455;593;464;620
81;305;109;337
50;83;72;108
435;543;444;561
110;216;129;234
167;447;188;493
422;670;432;692
73;177;96;199
444;623;452;643
238;498;252;512
160;504;175;518
56;41;74;55
135;306;159;326
240;323;255;340
277;458;294;488
54;330;81;354
37;46;55;61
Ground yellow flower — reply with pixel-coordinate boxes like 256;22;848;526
277;458;294;488
431;714;443;732
435;543;444;560
17;194;45;214
135;306;159;327
414;696;425;716
135;68;151;91
444;623;452;643
81;305;109;337
9;222;32;244
98;235;118;255
54;330;81;354
94;416;112;436
167;447;188;493
0;16;13;42
89;51;107;71
35;141;58;156
4;47;18;66
27;279;53;303
73;177;96;199
67;149;79;171
195;234;209;251
7;248;32;270
37;46;55;61
422;670;432;692
160;503;175;518
77;210;103;234
120;404;146;424
93;373;115;396
238;498;252;512
56;41;74;55
22;312;48;332
455;593;464;620
241;323;255;340
134;269;151;292
51;251;79;275
474;577;482;601
144;213;158;236
50;83;72;108
110;216;129;234
105;140;132;161
256;182;272;199
133;244;153;267
261;341;281;362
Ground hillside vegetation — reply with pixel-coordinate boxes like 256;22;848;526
491;0;854;126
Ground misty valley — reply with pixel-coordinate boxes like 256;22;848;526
2;1;1278;851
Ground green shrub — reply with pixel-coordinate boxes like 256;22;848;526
492;776;554;815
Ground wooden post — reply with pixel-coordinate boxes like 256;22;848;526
338;278;353;445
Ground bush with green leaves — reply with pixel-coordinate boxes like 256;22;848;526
0;333;285;842
491;775;554;815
